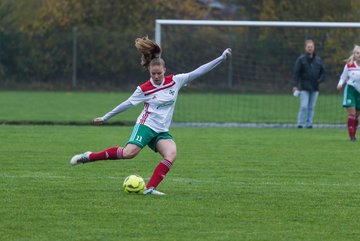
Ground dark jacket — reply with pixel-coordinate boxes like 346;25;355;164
292;53;325;91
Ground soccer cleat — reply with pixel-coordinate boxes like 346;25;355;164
143;188;166;195
350;137;357;142
70;151;91;165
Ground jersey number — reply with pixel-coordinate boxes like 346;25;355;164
135;135;143;142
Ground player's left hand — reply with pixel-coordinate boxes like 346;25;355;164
222;48;232;60
93;117;104;125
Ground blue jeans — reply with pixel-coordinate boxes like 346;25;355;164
297;90;319;127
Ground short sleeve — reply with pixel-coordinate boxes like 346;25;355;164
338;65;348;85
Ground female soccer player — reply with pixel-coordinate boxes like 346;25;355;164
70;36;232;194
337;45;360;141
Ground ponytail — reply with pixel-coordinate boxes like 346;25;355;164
135;36;162;69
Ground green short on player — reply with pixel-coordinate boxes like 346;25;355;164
342;85;360;110
127;124;173;152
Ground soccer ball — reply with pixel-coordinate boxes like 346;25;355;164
123;174;145;194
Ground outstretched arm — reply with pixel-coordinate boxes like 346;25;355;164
93;99;133;124
187;48;232;82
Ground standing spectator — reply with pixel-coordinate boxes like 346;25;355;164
337;45;360;141
292;39;326;128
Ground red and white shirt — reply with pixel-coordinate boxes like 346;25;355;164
100;48;231;132
128;73;189;132
338;62;360;92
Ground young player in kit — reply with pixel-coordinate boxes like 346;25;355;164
70;36;232;195
337;45;360;141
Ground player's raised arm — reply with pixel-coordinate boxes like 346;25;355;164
186;48;232;82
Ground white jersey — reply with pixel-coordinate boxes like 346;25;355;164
128;74;189;132
100;48;231;131
338;62;360;92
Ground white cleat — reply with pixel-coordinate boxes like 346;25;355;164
143;188;166;195
70;151;91;165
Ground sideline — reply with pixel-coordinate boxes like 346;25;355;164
0;120;346;128
172;122;346;128
0;120;132;126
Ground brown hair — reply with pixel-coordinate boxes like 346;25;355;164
304;39;314;47
134;36;162;69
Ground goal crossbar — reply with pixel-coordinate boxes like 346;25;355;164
155;19;360;46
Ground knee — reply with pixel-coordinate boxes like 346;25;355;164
300;105;308;111
123;147;139;159
164;151;177;163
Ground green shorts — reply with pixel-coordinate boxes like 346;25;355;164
126;124;173;152
342;85;360;110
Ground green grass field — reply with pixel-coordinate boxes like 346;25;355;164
1;91;358;240
0;91;345;124
1;124;360;241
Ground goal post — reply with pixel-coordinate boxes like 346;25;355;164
154;20;360;126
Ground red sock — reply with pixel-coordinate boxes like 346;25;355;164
347;115;356;139
146;159;173;189
355;117;359;136
89;147;123;161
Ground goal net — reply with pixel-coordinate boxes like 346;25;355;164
156;20;360;126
